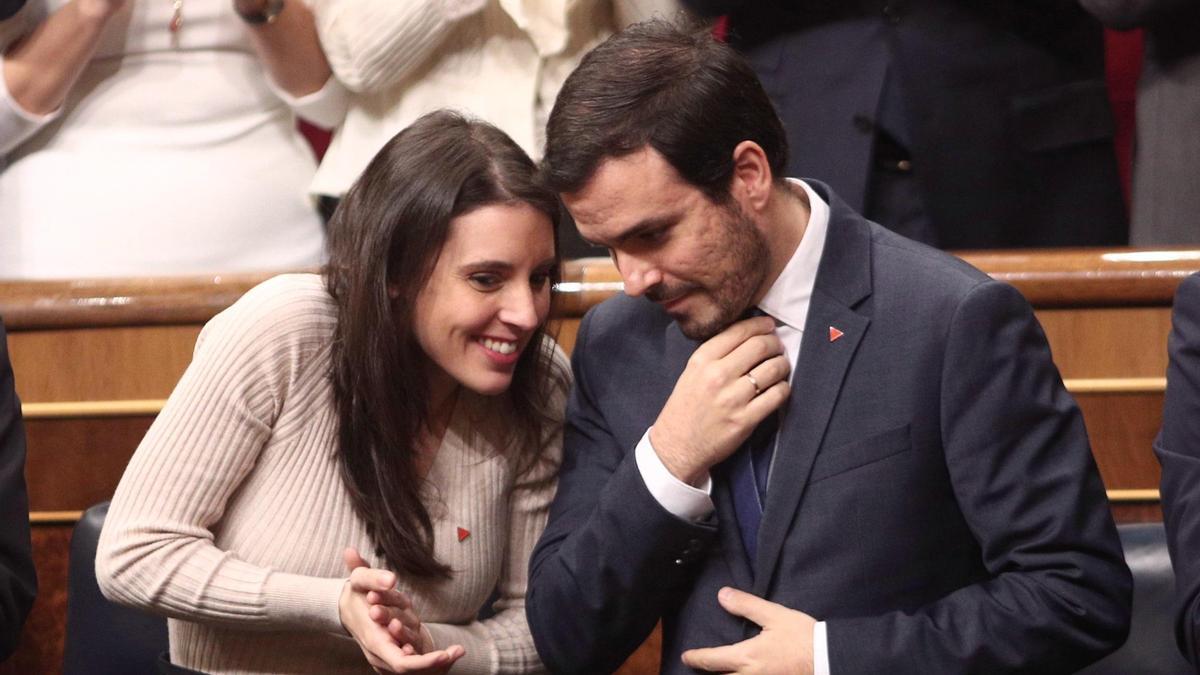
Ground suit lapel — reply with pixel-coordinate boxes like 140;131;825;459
752;183;874;594
753;297;868;593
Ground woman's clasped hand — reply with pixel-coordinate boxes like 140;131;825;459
339;548;464;674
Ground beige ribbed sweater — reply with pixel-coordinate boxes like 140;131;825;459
96;274;562;674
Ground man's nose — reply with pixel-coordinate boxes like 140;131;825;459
614;251;661;298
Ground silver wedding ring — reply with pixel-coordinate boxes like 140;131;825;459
746;372;761;396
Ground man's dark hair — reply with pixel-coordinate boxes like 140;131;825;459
541;19;789;202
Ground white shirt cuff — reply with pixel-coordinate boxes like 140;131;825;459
268;74;348;130
814;620;830;675
634;428;713;521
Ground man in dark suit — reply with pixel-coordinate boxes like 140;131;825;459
677;1;1128;249
526;21;1131;674
0;317;35;662
1157;272;1200;666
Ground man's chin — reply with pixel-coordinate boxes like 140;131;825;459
658;293;741;340
675;313;727;341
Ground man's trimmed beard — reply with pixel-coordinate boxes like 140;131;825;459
674;202;769;341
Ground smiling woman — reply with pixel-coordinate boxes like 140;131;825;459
414;202;558;400
94;110;570;675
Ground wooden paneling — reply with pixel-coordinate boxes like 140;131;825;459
956;248;1200;307
616;625;662;675
1077;391;1164;491
0;273;274;330
1111;503;1164;523
0;525;71;675
9;326;199;403
1038;307;1171;378
548;318;581;356
24;416;153;511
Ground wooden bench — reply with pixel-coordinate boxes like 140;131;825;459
1;248;1196;673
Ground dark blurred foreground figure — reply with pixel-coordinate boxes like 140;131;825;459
681;1;1128;249
525;20;1132;675
1080;0;1200;246
0;317;36;662
1158;272;1200;666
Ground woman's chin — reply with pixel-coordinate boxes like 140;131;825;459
459;373;514;397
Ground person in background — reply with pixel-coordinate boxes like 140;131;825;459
526;21;1131;674
0;317;35;663
96;111;568;674
307;0;677;257
679;1;1128;250
0;0;344;279
1156;272;1200;665
1080;0;1200;246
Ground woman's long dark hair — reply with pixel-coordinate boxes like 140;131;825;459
325;110;568;579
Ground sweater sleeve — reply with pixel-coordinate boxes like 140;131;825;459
311;0;487;94
95;276;347;634
425;345;569;674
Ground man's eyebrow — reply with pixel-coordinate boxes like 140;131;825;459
610;214;679;245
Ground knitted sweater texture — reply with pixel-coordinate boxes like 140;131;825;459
97;273;562;674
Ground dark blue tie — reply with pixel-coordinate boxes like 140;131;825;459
728;308;780;566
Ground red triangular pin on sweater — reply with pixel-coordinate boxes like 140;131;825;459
457;527;470;542
829;326;844;342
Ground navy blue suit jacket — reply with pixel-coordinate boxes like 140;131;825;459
680;0;1127;249
527;182;1131;673
1157;272;1200;666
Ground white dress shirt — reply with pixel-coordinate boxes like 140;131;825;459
634;178;833;675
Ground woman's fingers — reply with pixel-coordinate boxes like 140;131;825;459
367;588;411;609
343;547;370;572
375;646;462;673
350;566;398;593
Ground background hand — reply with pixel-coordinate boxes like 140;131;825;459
681;587;815;675
651;316;790;484
339;548;464;673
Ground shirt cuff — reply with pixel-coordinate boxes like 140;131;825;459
814;620;830;675
267;74;348;130
634;428;714;521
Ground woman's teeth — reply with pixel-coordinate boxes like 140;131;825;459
481;338;517;355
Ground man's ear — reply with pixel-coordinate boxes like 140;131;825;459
730;140;773;213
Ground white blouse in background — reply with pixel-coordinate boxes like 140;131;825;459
0;0;340;280
310;0;677;198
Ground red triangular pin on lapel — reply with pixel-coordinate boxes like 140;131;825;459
829;326;844;342
457;527;470;542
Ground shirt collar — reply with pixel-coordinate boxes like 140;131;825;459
756;178;830;332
